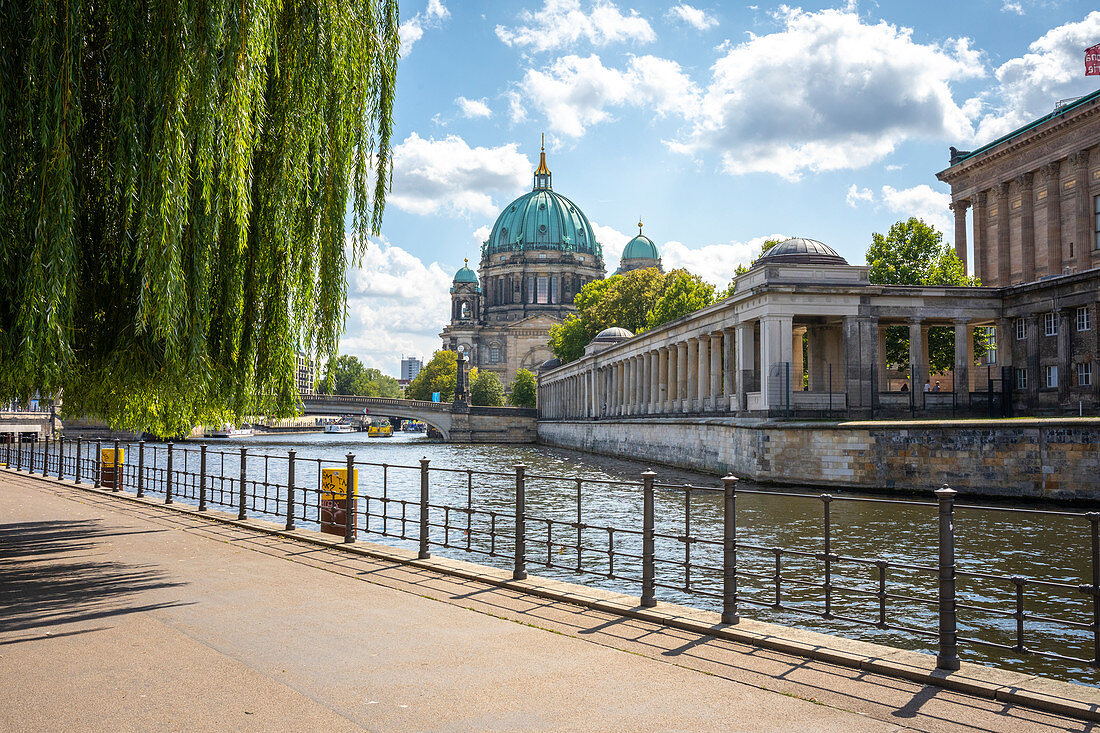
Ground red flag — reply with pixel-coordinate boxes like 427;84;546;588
1087;43;1100;76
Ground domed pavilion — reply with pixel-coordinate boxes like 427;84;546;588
616;222;662;274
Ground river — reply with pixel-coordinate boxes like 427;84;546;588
112;430;1100;687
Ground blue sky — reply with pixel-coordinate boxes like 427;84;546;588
342;0;1100;375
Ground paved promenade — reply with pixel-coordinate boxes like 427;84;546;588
0;472;1094;732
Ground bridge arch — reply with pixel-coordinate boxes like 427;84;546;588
301;395;454;440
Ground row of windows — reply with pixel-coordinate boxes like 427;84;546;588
1095;194;1100;251
1015;307;1091;339
1015;363;1093;390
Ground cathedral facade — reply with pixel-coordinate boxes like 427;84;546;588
441;146;662;387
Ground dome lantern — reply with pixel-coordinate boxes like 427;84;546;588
533;133;552;191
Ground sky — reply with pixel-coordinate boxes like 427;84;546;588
341;0;1100;376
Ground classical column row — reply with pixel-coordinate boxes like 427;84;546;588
539;373;590;419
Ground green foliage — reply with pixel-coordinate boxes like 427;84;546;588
470;370;505;407
646;270;716;330
319;356;400;397
508;369;537;408
548;267;714;362
866;218;986;372
0;0;400;436
405;350;457;402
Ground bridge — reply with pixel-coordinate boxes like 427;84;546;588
0;409;57;440
301;394;536;443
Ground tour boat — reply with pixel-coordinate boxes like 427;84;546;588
323;421;356;434
209;423;254;438
367;419;393;438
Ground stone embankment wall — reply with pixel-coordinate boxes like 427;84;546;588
537;418;1100;500
452;408;538;443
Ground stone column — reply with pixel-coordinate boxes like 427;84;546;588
735;322;754;410
954;320;971;407
1017;173;1035;283
792;326;806;393
759;315;794;411
994;181;1011;287
668;344;679;409
909;320;926;393
1041;161;1063;277
658;347;669;412
972;191;988;283
709;332;722;410
610;364;619;416
1059;308;1073;401
1072;149;1093;273
843;316;878;413
949;199;970;272
697;336;710;410
722;328;735;404
677;341;689;411
876;323;889;392
686;338;699;411
649;351;660;414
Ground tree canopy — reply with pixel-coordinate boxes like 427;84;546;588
319;356;401;398
404;350;458;402
0;0;400;435
548;268;716;362
508;369;537;409
866;218;985;371
470;370;505;407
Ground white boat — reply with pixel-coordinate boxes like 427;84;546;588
323;422;356;434
209;423;255;438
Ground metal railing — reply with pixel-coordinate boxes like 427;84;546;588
4;434;1100;680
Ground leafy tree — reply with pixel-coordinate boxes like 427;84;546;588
646;270;716;330
866;218;985;372
508;369;537;408
0;0;400;436
318;356;400;398
470;370;505;406
405;350;458;402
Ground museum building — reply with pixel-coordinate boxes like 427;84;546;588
440;144;660;387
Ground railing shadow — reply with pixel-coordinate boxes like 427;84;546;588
0;519;190;633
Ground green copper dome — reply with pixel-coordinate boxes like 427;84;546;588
622;232;658;260
484;148;601;258
452;258;478;284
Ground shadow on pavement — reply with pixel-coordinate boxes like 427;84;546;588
0;519;190;633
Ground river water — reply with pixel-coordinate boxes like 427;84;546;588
123;431;1099;687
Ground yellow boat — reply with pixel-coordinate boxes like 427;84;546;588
367;419;393;438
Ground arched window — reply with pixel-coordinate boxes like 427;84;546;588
489;343;501;363
460;301;470;319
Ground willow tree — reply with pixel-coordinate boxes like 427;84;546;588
0;0;399;434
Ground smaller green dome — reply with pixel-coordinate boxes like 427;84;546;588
621;221;659;260
453;258;478;284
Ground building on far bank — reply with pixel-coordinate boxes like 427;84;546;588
615;222;662;275
295;353;316;396
401;355;423;382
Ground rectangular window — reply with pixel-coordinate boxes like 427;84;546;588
1045;365;1058;389
1044;312;1058;336
536;276;549;304
489;346;501;363
1095;194;1100;250
1016;368;1028;390
550;276;559;304
1078;362;1093;387
1015;318;1027;340
526;276;535;304
986;327;997;364
1077;306;1091;332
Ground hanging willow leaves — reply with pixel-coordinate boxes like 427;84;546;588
0;0;400;435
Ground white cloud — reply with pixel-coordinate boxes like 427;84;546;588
341;236;453;374
400;0;451;54
591;222;632;266
517;53;700;137
388;133;531;217
663;235;788;285
971;12;1100;142
1001;1;1024;15
667;4;718;31
455;96;493;119
879;184;951;234
845;184;874;207
496;0;656;52
674;7;983;179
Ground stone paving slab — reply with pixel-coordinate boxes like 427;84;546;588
1;469;1097;731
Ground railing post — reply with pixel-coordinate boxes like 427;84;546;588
935;485;960;671
641;470;657;608
94;439;102;488
418;457;430;558
199;444;208;511
136;440;145;497
42;434;50;476
722;475;739;624
113;438;121;492
15;435;21;472
285;450;295;530
513;464;527;580
165;442;174;504
238;447;247;519
344;452;355;543
57;436;64;480
74;435;82;483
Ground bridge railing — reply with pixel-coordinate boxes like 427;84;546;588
302;394;452;411
5;434;1100;683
